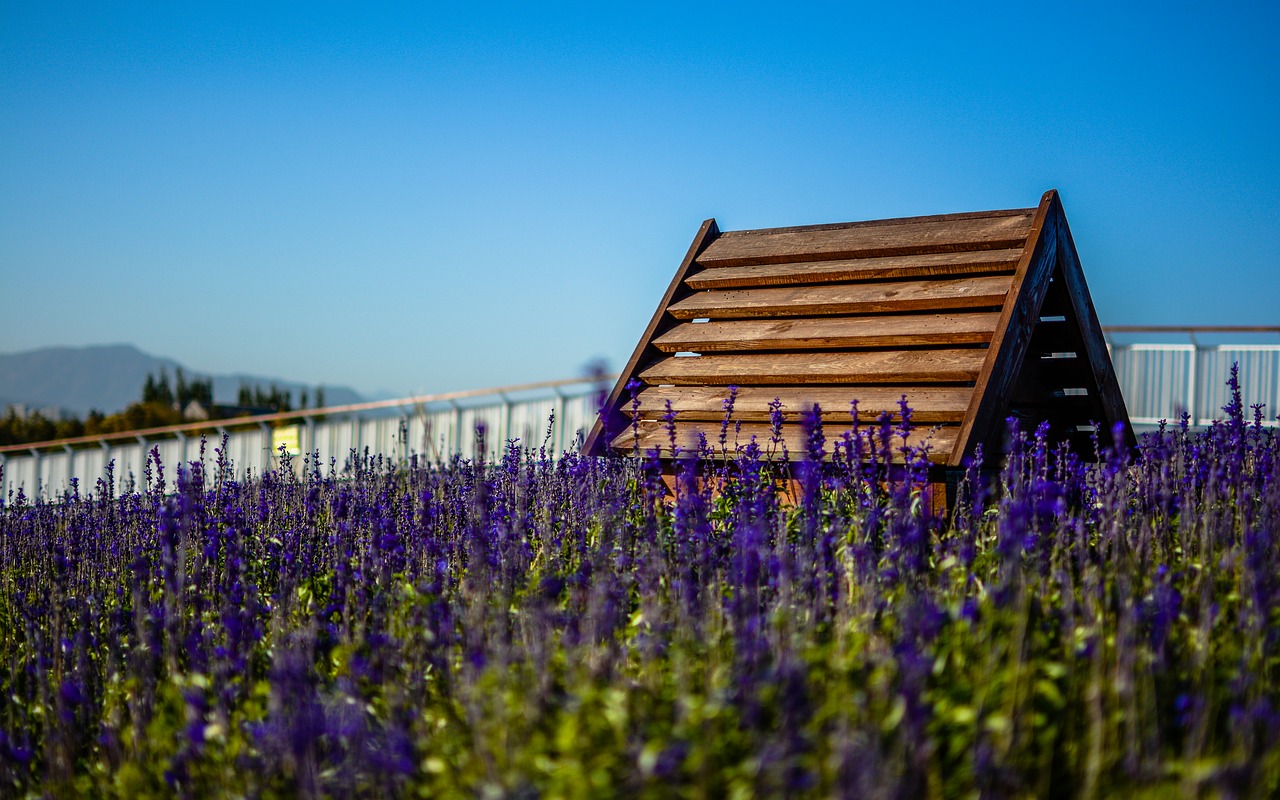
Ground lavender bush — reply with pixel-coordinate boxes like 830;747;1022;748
1;375;1277;798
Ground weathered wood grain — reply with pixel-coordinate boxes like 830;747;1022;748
697;211;1034;267
667;275;1013;319
686;249;1023;289
629;386;973;423
582;193;1131;471
639;349;987;385
652;313;1000;352
610;420;958;463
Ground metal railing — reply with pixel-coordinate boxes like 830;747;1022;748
1104;326;1280;428
2;325;1278;499
1;377;610;501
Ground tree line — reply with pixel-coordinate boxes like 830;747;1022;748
1;369;328;447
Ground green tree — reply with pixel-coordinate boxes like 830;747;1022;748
153;369;174;406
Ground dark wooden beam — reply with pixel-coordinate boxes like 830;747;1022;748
581;219;721;456
949;190;1059;467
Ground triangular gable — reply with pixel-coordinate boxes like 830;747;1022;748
584;190;1134;467
954;191;1134;463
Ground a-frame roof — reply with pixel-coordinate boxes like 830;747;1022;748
584;190;1135;467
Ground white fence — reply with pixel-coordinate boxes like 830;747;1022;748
3;339;1279;500
1;379;604;501
1109;344;1280;427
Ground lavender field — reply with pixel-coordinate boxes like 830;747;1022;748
2;377;1277;798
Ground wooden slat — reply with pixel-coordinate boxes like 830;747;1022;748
610;421;958;464
652;312;1000;353
667;275;1012;319
639;349;986;385
697;211;1034;268
630;386;973;423
686;249;1023;289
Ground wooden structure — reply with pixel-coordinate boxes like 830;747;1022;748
583;190;1134;485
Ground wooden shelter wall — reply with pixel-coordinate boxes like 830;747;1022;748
601;210;1049;464
587;191;1134;472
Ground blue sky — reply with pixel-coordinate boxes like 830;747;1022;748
2;2;1277;398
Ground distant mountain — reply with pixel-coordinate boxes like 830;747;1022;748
0;344;364;417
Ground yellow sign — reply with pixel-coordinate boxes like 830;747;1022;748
272;426;301;457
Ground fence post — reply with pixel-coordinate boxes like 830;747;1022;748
259;422;272;473
100;440;111;494
500;392;513;454
1187;345;1199;426
351;417;361;466
136;435;148;484
63;445;75;496
303;415;315;468
553;388;568;456
449;400;462;457
29;448;42;499
397;415;409;463
214;427;229;480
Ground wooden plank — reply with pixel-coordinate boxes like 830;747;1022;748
686;249;1023;289
610;420;958;464
639;349;987;385
697;211;1035;267
667;275;1013;319
652;312;1000;352
950;191;1058;467
630;386;973;423
581;219;721;456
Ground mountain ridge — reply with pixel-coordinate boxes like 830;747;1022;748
0;344;364;417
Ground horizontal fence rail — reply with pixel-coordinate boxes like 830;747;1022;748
1;377;611;501
3;326;1279;499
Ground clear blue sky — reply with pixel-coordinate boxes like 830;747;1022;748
2;2;1277;398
